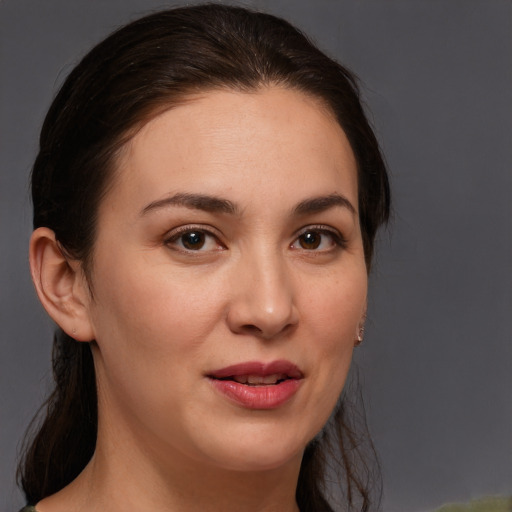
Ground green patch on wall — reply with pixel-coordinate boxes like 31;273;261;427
435;496;512;512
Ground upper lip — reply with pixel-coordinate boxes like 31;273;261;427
208;360;303;380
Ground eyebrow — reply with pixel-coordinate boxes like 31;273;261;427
140;192;356;217
141;193;238;216
293;193;356;216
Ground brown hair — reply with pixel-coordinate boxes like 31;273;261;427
19;5;390;511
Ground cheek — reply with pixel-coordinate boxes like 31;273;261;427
87;255;223;411
299;268;366;410
303;267;367;342
91;253;219;345
88;261;221;439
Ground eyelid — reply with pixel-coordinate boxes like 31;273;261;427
164;224;225;251
292;224;347;249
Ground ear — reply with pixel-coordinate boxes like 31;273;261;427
29;227;95;342
359;302;367;328
355;302;367;347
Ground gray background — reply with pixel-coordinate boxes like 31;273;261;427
1;1;511;511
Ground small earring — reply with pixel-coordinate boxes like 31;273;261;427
355;325;365;347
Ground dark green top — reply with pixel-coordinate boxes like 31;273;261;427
19;507;37;512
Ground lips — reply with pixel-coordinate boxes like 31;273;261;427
207;360;303;409
230;373;288;385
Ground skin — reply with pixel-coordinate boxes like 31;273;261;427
31;87;367;512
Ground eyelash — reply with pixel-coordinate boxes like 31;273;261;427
164;225;224;253
163;224;346;253
291;225;347;252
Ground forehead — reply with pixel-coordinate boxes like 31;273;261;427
107;87;358;215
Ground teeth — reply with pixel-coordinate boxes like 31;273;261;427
232;373;286;385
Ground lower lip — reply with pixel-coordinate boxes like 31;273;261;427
209;378;302;409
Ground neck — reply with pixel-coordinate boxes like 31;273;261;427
36;409;302;512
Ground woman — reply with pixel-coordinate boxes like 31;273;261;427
18;4;390;512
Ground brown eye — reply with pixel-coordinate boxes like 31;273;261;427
298;231;321;250
291;227;344;252
165;227;224;253
181;231;206;250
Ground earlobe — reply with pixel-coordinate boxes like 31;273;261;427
354;304;367;347
29;227;95;342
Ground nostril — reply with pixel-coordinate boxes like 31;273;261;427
241;324;263;335
239;321;296;340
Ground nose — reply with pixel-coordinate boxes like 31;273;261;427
226;251;299;339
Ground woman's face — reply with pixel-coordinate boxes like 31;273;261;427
84;87;367;474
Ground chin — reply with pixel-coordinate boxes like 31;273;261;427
219;449;303;473
200;427;310;473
